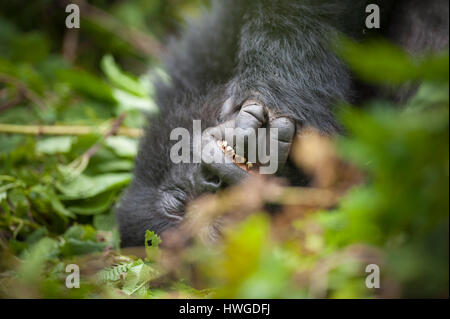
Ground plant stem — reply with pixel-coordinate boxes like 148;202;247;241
0;123;143;138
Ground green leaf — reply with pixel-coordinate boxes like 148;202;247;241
50;195;76;219
56;173;131;200
337;37;449;85
29;185;75;220
19;237;59;282
221;214;269;286
94;160;134;173
63;224;96;241
98;262;133;283
57;68;116;103
60;238;107;256
67;191;117;215
101;54;148;97
114;88;158;113
337;37;419;84
93;211;117;231
105;136;138;158
122;261;158;295
60;224;107;256
36;137;75;155
144;230;161;262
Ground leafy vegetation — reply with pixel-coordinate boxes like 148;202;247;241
0;1;448;298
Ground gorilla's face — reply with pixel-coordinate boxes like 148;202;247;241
116;100;227;246
116;161;198;247
116;100;297;247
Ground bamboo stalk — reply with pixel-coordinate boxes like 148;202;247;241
0;123;143;138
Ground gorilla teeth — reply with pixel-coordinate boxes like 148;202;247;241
217;140;247;165
234;154;246;164
215;139;258;173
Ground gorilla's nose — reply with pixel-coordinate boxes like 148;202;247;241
195;164;223;193
196;158;250;194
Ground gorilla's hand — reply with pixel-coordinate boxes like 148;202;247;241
201;101;295;185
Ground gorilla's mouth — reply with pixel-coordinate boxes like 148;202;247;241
216;139;258;173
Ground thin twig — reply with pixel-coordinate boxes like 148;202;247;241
62;28;79;63
0;75;47;109
71;0;164;58
0;87;23;112
0;123;143;138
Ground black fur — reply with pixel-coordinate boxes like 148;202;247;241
117;0;449;247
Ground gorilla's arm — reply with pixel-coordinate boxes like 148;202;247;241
222;0;361;134
158;0;368;127
155;0;247;111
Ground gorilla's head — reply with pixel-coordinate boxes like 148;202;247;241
116;93;303;247
115;95;245;247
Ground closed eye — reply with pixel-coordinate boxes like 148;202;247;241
159;190;185;221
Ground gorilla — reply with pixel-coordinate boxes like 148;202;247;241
116;0;449;247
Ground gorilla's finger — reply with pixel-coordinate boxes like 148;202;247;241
268;116;296;166
203;120;235;142
235;101;268;131
232;101;268;159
